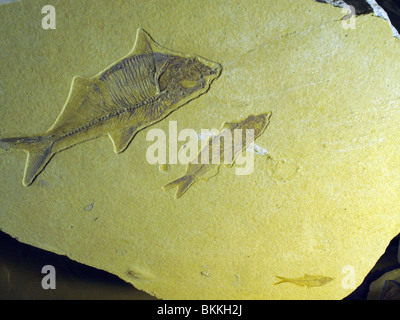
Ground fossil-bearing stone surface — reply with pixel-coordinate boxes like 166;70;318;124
1;0;400;299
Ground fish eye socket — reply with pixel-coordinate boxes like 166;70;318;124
179;79;199;88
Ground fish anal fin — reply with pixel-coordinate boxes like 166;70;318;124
221;161;234;169
24;147;53;186
199;165;220;182
108;126;138;154
163;175;193;199
274;276;287;285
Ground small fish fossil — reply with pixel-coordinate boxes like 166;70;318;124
163;112;272;198
0;28;222;186
274;274;334;288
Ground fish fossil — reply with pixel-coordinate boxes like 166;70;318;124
163;112;272;198
0;28;222;186
274;274;334;288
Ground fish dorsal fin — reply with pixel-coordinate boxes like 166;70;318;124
95;29;163;109
108;126;139;154
47;76;107;134
48;30;165;143
221;121;238;131
131;28;157;55
130;29;174;78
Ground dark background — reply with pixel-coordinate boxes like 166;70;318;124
0;229;399;299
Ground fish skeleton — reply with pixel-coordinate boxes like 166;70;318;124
163;112;272;199
274;274;334;288
0;28;222;186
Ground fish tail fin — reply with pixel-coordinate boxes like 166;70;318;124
163;175;193;199
274;276;288;285
0;135;54;186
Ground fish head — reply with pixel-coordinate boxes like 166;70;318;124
241;112;272;135
158;55;222;104
321;276;334;285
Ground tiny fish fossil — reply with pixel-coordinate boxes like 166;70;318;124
83;202;95;212
126;267;156;280
0;28;222;186
163;112;272;198
274;274;334;288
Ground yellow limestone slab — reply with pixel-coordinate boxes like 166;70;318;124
1;0;400;299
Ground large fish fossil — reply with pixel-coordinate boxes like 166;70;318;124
0;28;222;186
163;112;272;199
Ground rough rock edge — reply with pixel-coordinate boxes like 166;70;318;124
314;0;400;39
314;0;372;14
366;0;400;38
